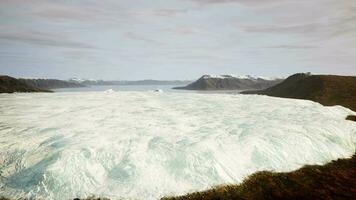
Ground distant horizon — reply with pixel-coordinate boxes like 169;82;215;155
2;71;356;82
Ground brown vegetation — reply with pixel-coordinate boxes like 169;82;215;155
162;154;356;200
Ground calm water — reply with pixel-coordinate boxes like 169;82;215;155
53;85;181;92
53;85;242;94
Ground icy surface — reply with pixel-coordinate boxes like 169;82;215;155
0;92;355;200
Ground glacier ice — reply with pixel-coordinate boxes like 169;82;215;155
0;92;355;199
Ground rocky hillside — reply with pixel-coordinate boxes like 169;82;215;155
173;75;283;90
0;75;51;93
19;78;84;89
241;73;356;111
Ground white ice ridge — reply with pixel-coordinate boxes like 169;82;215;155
0;92;355;200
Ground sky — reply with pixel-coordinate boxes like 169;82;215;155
0;0;355;80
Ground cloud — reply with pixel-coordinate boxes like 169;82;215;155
34;7;99;22
164;27;196;35
188;0;282;6
265;45;317;49
123;32;161;44
243;23;320;34
0;27;94;49
153;9;188;17
0;0;355;79
125;8;188;20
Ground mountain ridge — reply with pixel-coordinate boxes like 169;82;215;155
69;78;192;86
174;74;283;90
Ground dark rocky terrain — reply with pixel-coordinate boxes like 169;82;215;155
241;73;356;112
173;75;283;90
0;75;51;93
19;78;85;89
162;154;356;200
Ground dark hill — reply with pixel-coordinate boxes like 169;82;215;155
0;75;51;93
174;75;283;90
19;78;84;89
241;73;356;111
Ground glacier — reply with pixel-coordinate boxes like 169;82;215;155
0;92;355;200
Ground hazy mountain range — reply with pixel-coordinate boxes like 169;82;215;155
0;75;193;93
68;78;192;86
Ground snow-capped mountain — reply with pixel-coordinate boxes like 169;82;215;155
174;74;284;90
200;74;281;81
68;78;192;86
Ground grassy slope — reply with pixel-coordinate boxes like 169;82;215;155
163;154;356;200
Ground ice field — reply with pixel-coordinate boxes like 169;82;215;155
0;91;355;199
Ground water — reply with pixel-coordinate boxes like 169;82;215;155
0;91;355;199
52;85;242;94
53;85;183;92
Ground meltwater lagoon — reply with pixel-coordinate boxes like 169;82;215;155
0;92;355;199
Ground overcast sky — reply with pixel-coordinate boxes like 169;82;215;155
0;0;355;80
